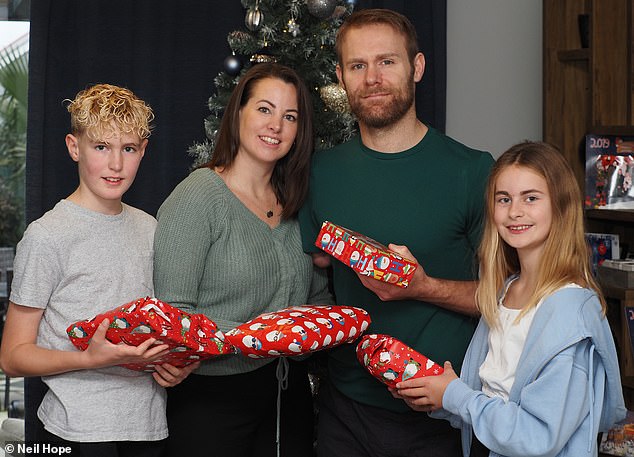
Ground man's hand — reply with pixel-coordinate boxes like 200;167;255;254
357;244;431;302
357;244;479;315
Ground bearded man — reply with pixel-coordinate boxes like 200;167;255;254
299;8;495;457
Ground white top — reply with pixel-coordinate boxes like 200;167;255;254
479;280;580;400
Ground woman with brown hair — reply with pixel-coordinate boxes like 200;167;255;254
153;63;331;457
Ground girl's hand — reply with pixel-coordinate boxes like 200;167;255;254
392;361;458;412
82;319;170;369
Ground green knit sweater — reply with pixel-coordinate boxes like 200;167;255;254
154;168;332;376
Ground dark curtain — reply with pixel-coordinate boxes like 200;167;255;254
356;0;446;129
24;0;446;441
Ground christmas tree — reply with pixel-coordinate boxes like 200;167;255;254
189;0;358;167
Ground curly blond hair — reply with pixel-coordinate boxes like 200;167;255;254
65;83;154;141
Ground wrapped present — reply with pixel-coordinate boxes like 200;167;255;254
584;134;634;209
315;221;417;288
225;305;371;358
356;334;443;387
67;296;234;371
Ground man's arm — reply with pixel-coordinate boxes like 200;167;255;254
356;244;479;316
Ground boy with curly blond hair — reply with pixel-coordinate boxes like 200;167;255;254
0;83;194;456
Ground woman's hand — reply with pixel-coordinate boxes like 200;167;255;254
153;361;200;387
311;252;331;268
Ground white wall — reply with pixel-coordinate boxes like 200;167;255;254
445;1;542;158
0;21;29;53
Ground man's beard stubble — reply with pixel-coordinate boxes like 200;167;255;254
348;79;416;129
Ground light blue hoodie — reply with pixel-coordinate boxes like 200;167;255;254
436;284;626;457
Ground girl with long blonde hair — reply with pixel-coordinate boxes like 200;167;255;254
393;141;626;457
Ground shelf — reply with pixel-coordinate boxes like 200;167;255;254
557;48;590;62
545;0;634;412
589;126;634;136
586;209;634;223
624;376;634;390
602;283;634;301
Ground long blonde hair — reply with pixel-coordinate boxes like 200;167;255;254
476;141;604;326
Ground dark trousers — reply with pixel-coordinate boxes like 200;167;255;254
316;380;462;457
38;428;165;457
470;435;490;457
164;359;314;457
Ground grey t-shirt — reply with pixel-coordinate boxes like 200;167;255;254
10;200;167;442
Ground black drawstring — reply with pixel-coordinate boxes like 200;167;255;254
275;357;289;457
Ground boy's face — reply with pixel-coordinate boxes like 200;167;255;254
65;128;147;214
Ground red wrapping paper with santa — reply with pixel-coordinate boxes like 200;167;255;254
356;334;443;387
315;221;417;288
67;296;234;371
225;305;371;358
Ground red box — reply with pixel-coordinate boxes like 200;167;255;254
315;221;417;288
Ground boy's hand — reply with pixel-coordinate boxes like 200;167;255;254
82;319;170;368
152;361;200;387
389;361;457;412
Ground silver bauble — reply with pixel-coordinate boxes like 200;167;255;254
245;7;264;31
306;0;338;20
223;55;243;76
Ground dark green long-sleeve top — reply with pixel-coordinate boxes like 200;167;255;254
299;129;495;412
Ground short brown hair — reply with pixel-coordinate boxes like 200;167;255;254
66;83;154;141
205;63;314;219
335;9;420;65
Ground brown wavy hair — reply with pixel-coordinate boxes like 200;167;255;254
476;141;605;327
203;63;314;219
65;83;154;141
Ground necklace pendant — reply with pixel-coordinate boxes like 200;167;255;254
266;210;274;218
